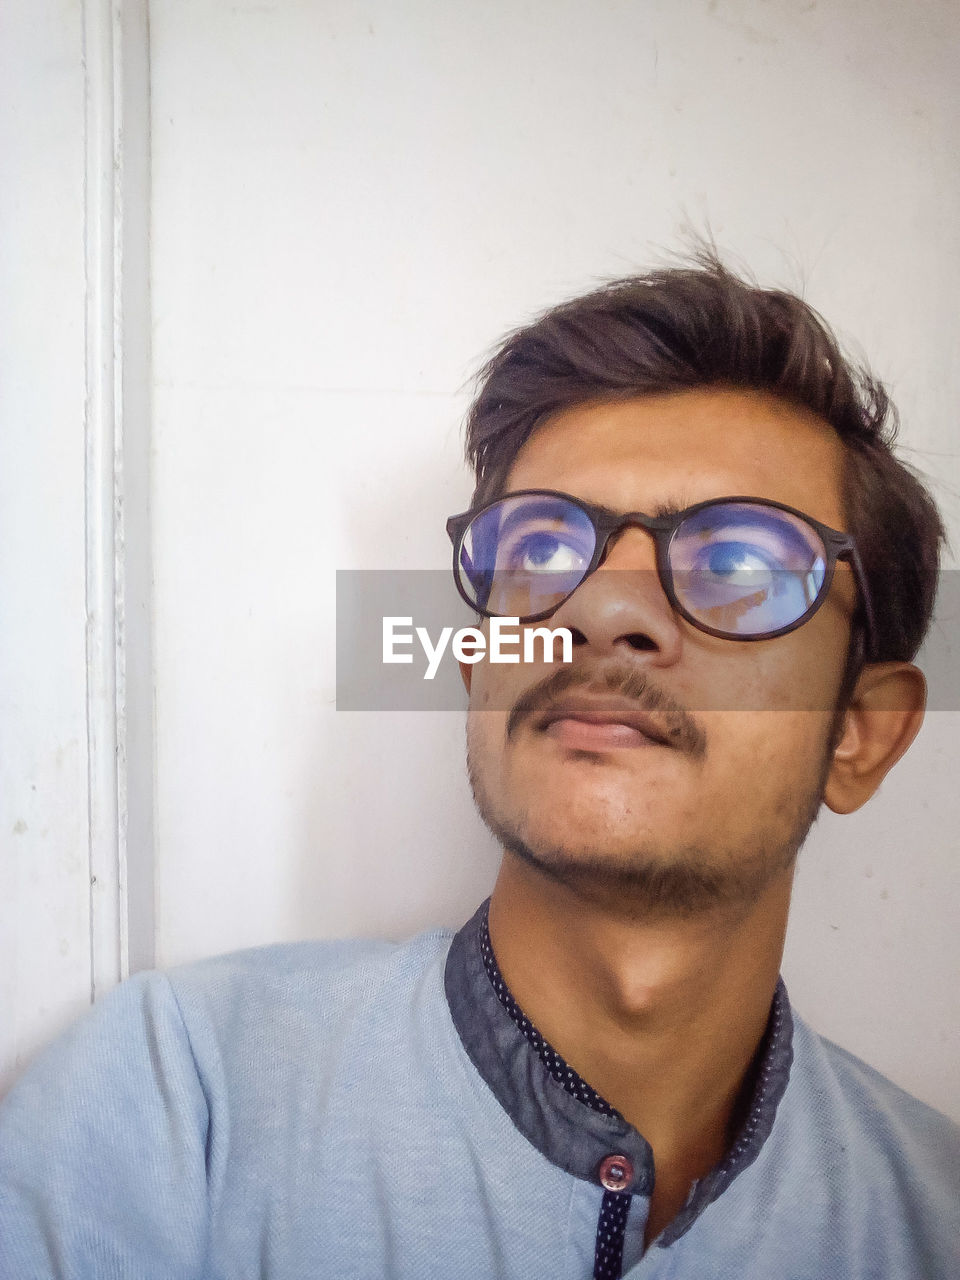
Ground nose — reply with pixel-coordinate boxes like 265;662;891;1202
547;527;684;665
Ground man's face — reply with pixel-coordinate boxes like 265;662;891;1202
464;387;859;915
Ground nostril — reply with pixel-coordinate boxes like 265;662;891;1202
624;633;657;652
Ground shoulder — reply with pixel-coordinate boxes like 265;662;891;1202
2;925;455;1117
787;1010;960;1206
165;927;454;997
0;928;465;1278
161;927;455;1040
119;921;455;1059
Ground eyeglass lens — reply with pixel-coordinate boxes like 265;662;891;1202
456;494;829;638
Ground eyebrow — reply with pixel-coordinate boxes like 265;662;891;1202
649;497;692;520
496;496;580;534
496;492;707;521
577;494;697;521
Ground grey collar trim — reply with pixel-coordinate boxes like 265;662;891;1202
444;899;794;1247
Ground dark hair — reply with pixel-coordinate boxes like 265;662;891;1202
464;251;944;664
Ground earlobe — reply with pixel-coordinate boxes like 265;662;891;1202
823;663;927;815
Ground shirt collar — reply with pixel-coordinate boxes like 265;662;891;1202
444;898;793;1247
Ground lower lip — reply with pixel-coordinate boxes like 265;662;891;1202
543;718;666;751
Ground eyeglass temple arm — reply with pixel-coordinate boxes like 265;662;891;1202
844;544;877;661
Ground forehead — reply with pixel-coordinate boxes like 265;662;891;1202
504;387;848;529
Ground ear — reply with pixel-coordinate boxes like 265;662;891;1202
823;663;926;815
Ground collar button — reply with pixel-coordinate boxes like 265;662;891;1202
598;1153;633;1192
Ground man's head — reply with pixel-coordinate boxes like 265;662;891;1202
456;252;943;919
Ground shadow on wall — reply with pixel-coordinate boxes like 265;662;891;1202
294;453;500;944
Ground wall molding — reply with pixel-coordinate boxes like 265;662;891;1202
82;0;154;999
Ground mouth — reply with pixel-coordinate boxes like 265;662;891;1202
534;694;675;752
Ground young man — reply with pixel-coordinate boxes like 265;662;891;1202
2;256;957;1279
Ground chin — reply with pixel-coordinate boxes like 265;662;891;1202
518;813;664;863
520;772;684;848
495;786;697;875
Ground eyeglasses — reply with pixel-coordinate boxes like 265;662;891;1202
446;489;876;651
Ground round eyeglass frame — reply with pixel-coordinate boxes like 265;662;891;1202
446;488;876;653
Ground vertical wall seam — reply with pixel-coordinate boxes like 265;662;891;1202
82;0;124;1003
111;0;130;981
118;0;156;976
82;0;155;997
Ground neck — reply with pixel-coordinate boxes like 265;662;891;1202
487;851;793;1237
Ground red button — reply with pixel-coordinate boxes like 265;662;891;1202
598;1153;633;1192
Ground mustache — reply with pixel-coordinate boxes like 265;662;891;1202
505;662;707;760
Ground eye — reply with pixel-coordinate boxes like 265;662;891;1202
669;502;830;636
509;530;587;574
699;538;777;582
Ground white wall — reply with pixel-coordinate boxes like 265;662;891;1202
0;3;94;1088
4;0;959;1120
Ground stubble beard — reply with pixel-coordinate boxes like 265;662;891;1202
466;721;838;922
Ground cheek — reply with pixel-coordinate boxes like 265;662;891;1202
467;659;508;716
692;632;848;716
466;704;504;756
466;638;554;714
701;710;836;793
465;691;511;787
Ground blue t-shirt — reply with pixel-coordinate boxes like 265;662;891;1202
1;903;958;1279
